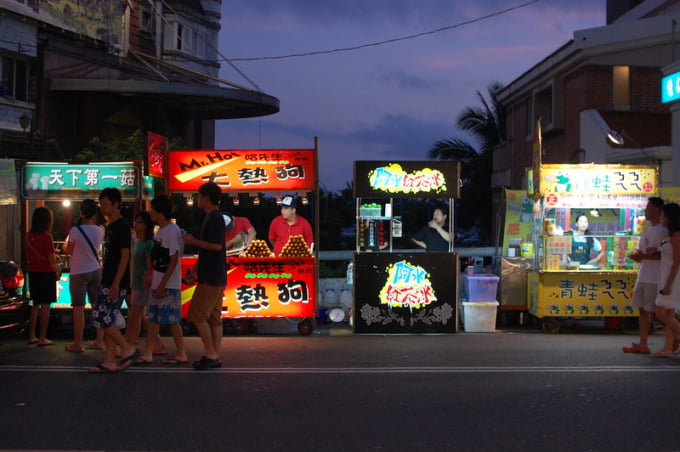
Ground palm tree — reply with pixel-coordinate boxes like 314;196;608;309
428;81;505;244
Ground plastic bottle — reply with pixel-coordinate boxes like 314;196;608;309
324;288;338;307
339;288;353;310
346;262;354;285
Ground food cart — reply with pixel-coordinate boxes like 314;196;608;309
352;161;461;334
20;160;144;313
167;147;319;335
526;163;658;333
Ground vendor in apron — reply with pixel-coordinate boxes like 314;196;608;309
569;214;603;266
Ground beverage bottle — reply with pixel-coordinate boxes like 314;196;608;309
346;262;354;285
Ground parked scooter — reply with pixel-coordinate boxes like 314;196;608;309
0;260;29;332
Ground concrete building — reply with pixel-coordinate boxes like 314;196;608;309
493;0;679;191
0;0;279;260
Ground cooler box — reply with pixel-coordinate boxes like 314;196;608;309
462;301;499;332
462;274;499;302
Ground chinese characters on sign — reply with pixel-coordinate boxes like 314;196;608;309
168;149;316;192
180;256;316;318
22;162;139;199
368;163;447;194
540;165;656;195
532;272;637;317
379;260;437;310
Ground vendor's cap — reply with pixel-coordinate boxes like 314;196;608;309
222;213;234;231
281;196;296;207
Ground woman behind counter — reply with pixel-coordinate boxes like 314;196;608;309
569;214;603;266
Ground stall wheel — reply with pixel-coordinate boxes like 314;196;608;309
541;317;560;334
297;318;314;336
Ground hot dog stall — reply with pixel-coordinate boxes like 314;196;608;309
167;148;319;334
352;161;461;334
526;163;658;333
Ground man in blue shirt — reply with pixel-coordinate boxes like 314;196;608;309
183;182;226;370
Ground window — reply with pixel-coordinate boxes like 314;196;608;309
1;56;30;102
534;86;553;127
140;6;154;33
164;21;197;55
613;66;630;109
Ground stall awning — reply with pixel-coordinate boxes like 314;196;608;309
48;78;280;120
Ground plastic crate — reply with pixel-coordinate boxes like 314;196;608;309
462;274;499;302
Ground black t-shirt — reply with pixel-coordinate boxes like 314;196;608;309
197;209;226;286
413;226;449;252
101;217;131;289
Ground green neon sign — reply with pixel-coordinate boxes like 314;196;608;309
23;162;140;199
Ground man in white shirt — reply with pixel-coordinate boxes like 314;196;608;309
623;197;667;354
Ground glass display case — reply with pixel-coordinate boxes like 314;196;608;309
355;197;402;252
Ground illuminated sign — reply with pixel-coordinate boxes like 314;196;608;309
380;260;437;309
353;253;457;333
662;71;680;103
369;164;446;194
528;272;638;318
354;161;460;198
168;149;316;192
22;162;140;200
180;256;316;318
147;132;167;178
539;164;656;195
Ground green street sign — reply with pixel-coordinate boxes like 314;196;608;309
22;162;140;200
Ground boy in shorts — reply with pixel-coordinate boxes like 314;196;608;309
136;195;187;364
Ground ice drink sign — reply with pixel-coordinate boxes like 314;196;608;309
354;161;460;198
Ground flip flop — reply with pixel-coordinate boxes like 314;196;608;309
27;340;38;345
133;357;154;365
162;358;188;365
86;341;104;350
37;341;55;347
622;343;650;354
153;350;168;356
193;356;221;370
118;348;141;371
651;350;674;358
64;344;84;353
88;364;119;374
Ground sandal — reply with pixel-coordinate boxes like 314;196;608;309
651;350;674;358
88;363;119;374
64;344;84;353
622;343;650;354
86;341;104;350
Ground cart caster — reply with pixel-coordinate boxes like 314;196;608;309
297;318;314;336
541;317;560;334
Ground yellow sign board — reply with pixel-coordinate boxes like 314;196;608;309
539;164;657;195
527;271;638;318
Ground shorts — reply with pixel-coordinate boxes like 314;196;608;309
92;285;128;329
147;289;181;325
632;282;658;312
130;288;151;307
28;271;57;305
187;283;224;327
69;269;102;307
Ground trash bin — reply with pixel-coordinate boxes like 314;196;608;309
462;301;499;332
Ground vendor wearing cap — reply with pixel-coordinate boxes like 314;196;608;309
268;196;313;256
225;214;256;252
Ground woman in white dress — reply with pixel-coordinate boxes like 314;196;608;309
652;203;680;357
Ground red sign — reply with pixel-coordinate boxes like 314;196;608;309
147;132;167;178
168;149;316;192
180;256;316;318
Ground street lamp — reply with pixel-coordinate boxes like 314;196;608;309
19;114;31;134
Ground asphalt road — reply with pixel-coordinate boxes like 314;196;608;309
1;324;680;452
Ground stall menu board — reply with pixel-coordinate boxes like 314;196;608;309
527;271;638;318
179;256;315;318
353;252;458;333
168;149;316;192
354;161;461;198
22;162;140;200
539;164;657;195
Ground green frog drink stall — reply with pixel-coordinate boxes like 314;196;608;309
167;148;319;334
352;161;461;334
20;161;144;311
527;163;657;333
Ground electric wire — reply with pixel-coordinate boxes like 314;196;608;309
224;0;541;62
